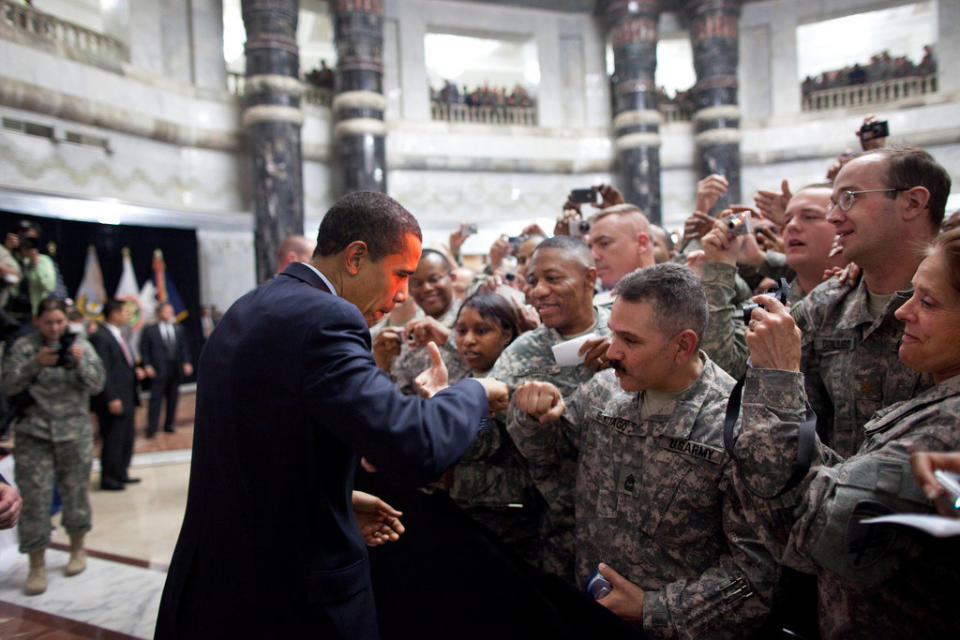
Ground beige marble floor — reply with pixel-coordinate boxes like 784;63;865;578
51;463;191;567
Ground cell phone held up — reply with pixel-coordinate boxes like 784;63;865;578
859;120;889;142
459;223;478;236
569;188;599;205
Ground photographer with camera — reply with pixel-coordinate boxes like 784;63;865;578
1;296;105;595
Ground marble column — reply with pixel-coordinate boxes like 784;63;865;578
330;0;387;195
688;0;741;212
601;0;662;224
241;0;304;283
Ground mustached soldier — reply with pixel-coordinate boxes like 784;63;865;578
509;264;776;639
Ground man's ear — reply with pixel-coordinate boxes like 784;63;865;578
584;266;598;291
901;186;931;223
343;241;368;276
673;329;699;364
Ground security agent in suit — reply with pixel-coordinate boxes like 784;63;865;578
140;302;193;437
89;300;143;490
156;191;509;640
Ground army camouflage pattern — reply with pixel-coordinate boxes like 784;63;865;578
508;356;777;639
14;431;94;552
733;368;960;639
490;304;611;397
492;304;611;579
390;304;465;394
2;331;105;441
445;368;542;566
791;275;932;457
700;262;806;380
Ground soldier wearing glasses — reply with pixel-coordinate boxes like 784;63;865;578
788;146;950;457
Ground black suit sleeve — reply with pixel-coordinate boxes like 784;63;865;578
90;331;119;404
140;327;155;370
176;325;191;366
303;303;487;486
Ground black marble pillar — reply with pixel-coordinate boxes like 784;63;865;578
688;0;742;212
330;0;386;195
600;0;662;224
241;0;304;283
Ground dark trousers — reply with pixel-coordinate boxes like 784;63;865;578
148;363;180;435
97;408;134;484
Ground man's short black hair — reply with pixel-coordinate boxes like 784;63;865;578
315;191;422;261
531;235;594;267
615;263;708;343
103;299;126;319
419;248;452;271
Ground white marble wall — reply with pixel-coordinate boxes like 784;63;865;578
196;229;256;309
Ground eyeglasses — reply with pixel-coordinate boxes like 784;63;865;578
828;188;906;212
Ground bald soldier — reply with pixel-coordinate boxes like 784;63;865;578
491;235;611;580
587;204;656;306
274;234;317;275
509;264;777;639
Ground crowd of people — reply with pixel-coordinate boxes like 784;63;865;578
431;80;536;109
0;224;201;596
350;117;958;638
802;45;937;96
2;109;959;638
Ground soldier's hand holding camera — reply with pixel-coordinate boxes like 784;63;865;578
701;220;742;266
594;563;645;626
372;327;403;372
745;294;801;371
405;316;450;348
35;346;59;367
514;381;565;424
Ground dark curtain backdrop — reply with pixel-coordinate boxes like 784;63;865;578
1;211;203;376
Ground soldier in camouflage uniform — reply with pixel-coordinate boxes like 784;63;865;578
373;249;467;394
585;204;655;309
436;291;543;567
491;236;612;580
2;297;105;595
699;185;841;379
731;229;960;638
510;264;777;639
789;148;949;456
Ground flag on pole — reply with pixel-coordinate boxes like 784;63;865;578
139;279;158;327
75;245;107;321
115;247;145;360
152;249;188;322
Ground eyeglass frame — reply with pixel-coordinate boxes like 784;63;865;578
828;187;908;213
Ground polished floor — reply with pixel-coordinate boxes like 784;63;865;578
0;392;196;639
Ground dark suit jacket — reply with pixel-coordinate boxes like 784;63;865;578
155;262;488;639
88;325;137;413
140;322;190;379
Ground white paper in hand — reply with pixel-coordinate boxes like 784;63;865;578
862;514;960;538
551;333;599;367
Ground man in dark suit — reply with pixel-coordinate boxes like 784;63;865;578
140;302;192;437
89;300;142;490
156;192;508;639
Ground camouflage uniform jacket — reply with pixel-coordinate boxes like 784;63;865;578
508;356;777;639
493;304;611;580
390;304;466;394
446;369;537;512
701;262;805;380
490;304;611;396
734;368;960;639
1;331;105;442
791;275;932;457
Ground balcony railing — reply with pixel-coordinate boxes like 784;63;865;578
802;74;938;112
1;0;128;64
430;102;538;126
659;103;692;123
227;71;332;107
